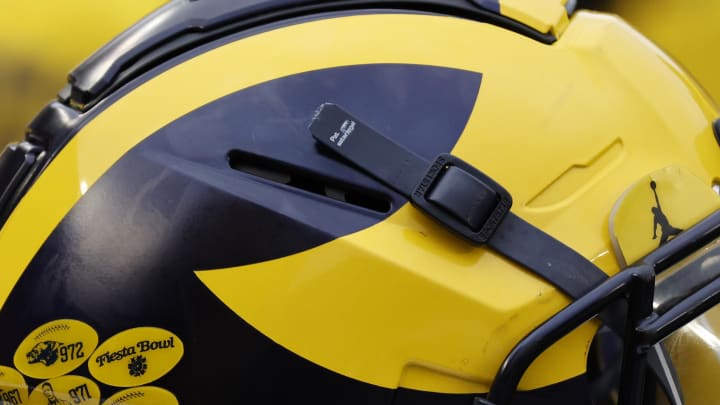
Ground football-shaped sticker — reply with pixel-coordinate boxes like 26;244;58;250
14;319;98;379
89;327;183;387
101;386;178;405
0;365;29;404
27;375;100;405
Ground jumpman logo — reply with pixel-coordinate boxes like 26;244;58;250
650;181;682;246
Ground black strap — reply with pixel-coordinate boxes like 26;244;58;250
309;103;608;299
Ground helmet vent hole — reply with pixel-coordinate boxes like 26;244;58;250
227;149;391;213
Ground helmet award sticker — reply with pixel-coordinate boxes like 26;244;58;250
0;365;29;404
27;375;100;405
89;327;183;387
14;320;99;379
101;386;178;405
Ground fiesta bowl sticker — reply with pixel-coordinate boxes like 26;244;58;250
27;375;100;405
101;386;178;405
0;365;29;404
14;320;99;379
88;327;183;387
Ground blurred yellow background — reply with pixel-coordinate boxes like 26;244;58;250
0;0;166;146
586;0;720;107
0;1;718;148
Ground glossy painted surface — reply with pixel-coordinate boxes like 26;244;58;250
0;61;477;403
0;8;719;401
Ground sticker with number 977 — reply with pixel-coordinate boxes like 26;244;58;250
27;375;100;405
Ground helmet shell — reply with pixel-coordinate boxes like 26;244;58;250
0;2;718;403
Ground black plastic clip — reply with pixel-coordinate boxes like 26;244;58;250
411;153;511;244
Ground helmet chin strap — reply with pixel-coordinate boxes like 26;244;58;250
309;102;683;405
310;102;609;299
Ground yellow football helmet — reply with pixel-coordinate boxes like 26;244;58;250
1;1;719;404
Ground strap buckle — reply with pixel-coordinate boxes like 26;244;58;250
411;154;512;244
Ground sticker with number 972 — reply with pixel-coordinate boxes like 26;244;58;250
14;319;99;380
59;343;85;363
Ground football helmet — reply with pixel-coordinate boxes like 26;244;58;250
1;1;720;404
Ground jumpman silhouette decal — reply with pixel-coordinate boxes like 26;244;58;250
650;181;682;246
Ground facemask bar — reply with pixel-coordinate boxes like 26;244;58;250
477;209;720;405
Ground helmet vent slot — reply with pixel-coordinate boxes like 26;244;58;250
227;149;391;213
